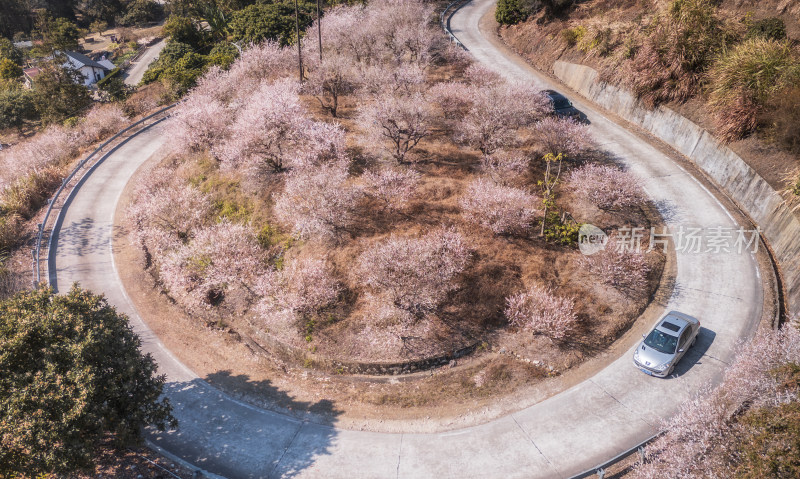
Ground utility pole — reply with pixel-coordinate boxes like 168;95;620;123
317;0;322;61
294;0;303;82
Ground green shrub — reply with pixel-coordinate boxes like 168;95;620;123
560;25;586;47
496;0;531;25
746;17;786;41
708;38;800;141
257;223;278;249
214;198;252;223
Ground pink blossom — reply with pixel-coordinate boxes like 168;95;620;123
256;255;340;316
160;221;265;311
578;237;650;293
357;91;432;163
273;165;362;240
77;104;128;143
505;284;578;340
357;228;470;315
170;93;233;153
480;150;530;185
460;178;539;235
567;163;646;210
362;167;421;210
532;116;594;159
456;82;551;154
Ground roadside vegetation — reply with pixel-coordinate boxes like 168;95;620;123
0;286;175;477
496;0;800;192
636;323;800;478
126;0;662;371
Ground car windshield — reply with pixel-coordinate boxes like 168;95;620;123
551;96;571;109
644;329;678;354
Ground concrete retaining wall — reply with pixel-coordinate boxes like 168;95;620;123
553;60;800;318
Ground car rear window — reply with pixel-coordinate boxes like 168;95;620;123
661;321;681;332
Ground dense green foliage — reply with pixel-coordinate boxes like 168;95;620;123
228;1;314;46
0;286;175;477
162;15;208;49
495;0;531;25
118;0;165;26
0;87;35;129
31;64;92;124
746;17;787;41
0;38;23;66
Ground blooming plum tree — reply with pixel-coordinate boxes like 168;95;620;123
456;82;550;155
567;163;646;210
303;49;359;118
532;116;594;159
357;228;470;316
504;284;578;340
459;178;539;235
578;237;650;293
273;165;361;240
160;221;265;311
127;168;213;257
256;255;340;317
170;93;232;153
215;79;306;173
480;150;530;185
357;92;432;163
362;167;421;210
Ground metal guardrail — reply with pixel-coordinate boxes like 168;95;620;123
33;103;177;286
569;433;660;478
440;0;469;50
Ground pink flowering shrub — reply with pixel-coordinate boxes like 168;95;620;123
532;117;594;159
357;228;470;316
504;284;578;340
127;166;214;257
357;91;431;163
567;163;646;210
273;165;362;240
428;81;473;120
480;150;530;185
160;221;265;311
170;93;233;153
77;105;128;143
460;178;539;235
362;167;420;210
579;237;650;293
456;82;551;154
257;256;340;317
464;63;502;87
303;50;359;117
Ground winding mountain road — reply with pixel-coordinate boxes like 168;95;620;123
50;1;766;477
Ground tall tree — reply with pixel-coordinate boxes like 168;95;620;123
0;286;176;477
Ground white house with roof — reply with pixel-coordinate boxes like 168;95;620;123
61;51;116;86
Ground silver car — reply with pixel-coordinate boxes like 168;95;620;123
633;311;700;377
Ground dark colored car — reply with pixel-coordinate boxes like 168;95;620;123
544;89;587;123
633;311;701;377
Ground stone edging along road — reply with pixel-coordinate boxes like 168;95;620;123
50;2;768;478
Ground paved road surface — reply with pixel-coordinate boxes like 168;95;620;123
50;1;764;477
123;38;166;86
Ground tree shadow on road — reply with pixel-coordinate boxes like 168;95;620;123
148;371;341;479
